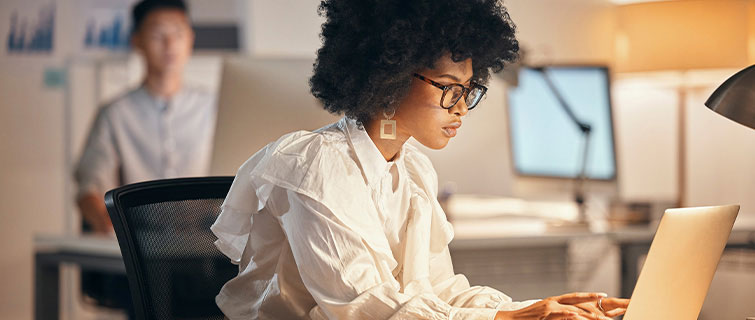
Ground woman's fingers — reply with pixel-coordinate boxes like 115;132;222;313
542;299;592;315
604;308;627;318
601;298;630;311
553;292;607;305
544;310;609;320
529;294;622;320
575;301;601;315
549;303;611;320
543;310;580;320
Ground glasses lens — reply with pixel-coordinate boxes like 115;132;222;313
442;85;465;109
466;87;485;109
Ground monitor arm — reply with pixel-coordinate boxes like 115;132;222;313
532;67;592;221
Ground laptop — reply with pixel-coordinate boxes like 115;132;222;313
624;204;739;320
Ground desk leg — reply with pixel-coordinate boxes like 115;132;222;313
35;253;60;320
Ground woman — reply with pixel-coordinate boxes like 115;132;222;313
211;0;629;319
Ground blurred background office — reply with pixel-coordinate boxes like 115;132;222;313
1;0;754;319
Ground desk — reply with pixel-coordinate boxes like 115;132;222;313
450;222;755;299
450;225;642;299
35;226;755;319
34;235;123;320
614;227;755;297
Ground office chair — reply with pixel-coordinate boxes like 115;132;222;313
105;177;237;320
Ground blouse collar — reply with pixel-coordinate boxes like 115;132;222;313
343;117;405;188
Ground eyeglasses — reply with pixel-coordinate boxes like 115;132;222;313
413;73;487;110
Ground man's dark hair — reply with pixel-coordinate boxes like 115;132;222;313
309;0;519;125
131;0;189;35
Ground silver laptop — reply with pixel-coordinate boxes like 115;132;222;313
624;204;739;320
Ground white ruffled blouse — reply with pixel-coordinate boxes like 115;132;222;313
211;117;534;319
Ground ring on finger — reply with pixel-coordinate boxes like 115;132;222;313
597;298;605;313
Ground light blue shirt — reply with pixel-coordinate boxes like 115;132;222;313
74;85;217;198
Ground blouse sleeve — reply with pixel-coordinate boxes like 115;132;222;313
211;146;272;264
428;249;539;312
280;189;500;320
405;147;539;313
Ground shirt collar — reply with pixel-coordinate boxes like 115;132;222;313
343;117;405;187
136;85;185;112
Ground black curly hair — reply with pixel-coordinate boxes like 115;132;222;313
309;0;519;125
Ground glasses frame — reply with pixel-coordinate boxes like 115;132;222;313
413;73;487;110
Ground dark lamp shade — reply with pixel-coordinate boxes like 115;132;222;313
705;65;755;130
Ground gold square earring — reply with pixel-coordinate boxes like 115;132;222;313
380;108;397;140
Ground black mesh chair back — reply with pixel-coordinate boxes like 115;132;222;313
105;177;237;320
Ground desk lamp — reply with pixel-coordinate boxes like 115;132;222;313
705;65;755;130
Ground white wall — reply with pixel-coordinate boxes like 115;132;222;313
685;72;755;226
238;0;618;64
612;73;680;202
0;0;69;317
505;0;616;65
246;0;323;58
611;69;755;222
0;59;67;319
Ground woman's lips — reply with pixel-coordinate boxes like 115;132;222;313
442;122;461;137
442;127;457;137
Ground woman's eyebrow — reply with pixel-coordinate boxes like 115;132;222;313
437;74;461;82
438;74;472;83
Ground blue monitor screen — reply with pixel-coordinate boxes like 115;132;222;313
507;66;616;180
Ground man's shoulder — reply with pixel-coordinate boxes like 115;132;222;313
170;85;216;114
94;87;145;121
181;84;214;96
181;85;216;102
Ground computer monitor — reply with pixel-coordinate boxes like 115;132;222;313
506;65;618;199
210;57;341;175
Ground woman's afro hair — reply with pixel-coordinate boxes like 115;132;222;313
309;0;519;124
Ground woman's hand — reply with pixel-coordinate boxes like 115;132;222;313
494;292;614;320
575;297;630;318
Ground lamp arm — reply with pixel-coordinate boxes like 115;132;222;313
534;67;593;221
533;67;592;134
575;129;592;205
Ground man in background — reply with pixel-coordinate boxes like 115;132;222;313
75;0;216;234
73;0;216;314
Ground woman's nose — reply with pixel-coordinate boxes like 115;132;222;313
451;98;469;116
